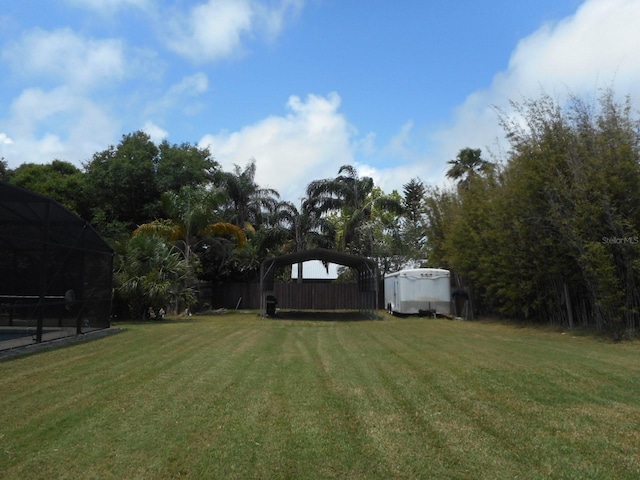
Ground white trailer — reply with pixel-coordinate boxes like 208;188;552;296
384;268;451;316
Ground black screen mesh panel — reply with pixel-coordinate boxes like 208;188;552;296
0;182;113;349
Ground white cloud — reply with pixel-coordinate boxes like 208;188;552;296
425;0;640;183
2;87;118;167
507;0;640;93
145;73;210;119
255;0;304;40
165;0;253;62
385;121;417;161
340;0;640;196
200;92;354;201
6;0;639;207
165;0;303;63
165;73;209;114
0;25;153;169
197;92;450;201
2;28;127;90
353;131;376;157
360;162;431;196
143;121;169;143
168;73;209;97
0;133;13;145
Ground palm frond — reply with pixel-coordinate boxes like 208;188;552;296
133;219;183;240
200;222;247;249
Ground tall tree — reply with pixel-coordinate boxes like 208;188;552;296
423;186;457;267
400;178;428;265
156;140;219;192
0;159;9;182
446;148;492;188
367;188;406;275
214;159;279;230
8;160;90;217
266;198;337;282
306;165;402;256
84;131;161;239
132;186;247;311
431;90;640;336
132;186;246;264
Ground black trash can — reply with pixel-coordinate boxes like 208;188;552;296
266;295;277;316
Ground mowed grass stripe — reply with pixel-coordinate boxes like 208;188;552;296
328;321;529;477
202;323;384;479
368;320;640;478
2;319;262;478
1;315;639;479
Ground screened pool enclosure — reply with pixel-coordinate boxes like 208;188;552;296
0;182;113;350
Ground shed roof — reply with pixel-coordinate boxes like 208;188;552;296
261;248;377;286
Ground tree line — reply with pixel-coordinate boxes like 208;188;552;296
425;91;640;338
0;132;417;319
2;90;639;336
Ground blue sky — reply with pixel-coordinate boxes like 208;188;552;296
1;0;639;202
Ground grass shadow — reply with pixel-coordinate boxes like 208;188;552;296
0;328;124;362
266;309;382;322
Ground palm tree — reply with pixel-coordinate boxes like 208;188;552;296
133;186;246;264
446;148;493;188
132;186;246;311
267;198;336;282
214;159;280;230
306;165;402;256
114;235;196;319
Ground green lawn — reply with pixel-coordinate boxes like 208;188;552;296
1;313;639;479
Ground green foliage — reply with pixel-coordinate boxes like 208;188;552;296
423;186;457;267
402;178;426;224
393;179;428;268
265;199;336;255
428;90;640;334
7;160;90;217
579;241;625;330
8;91;639;335
0;158;8;181
156;140;218;192
306;165;402;258
446;147;493;189
203;160;283;281
80;132;224;244
368;187;405;273
83;131;161;235
132;186;247;295
113;234;196;319
214;159;279;229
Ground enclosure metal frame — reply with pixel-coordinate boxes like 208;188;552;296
0;181;114;347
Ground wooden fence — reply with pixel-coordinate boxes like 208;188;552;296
206;282;384;310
